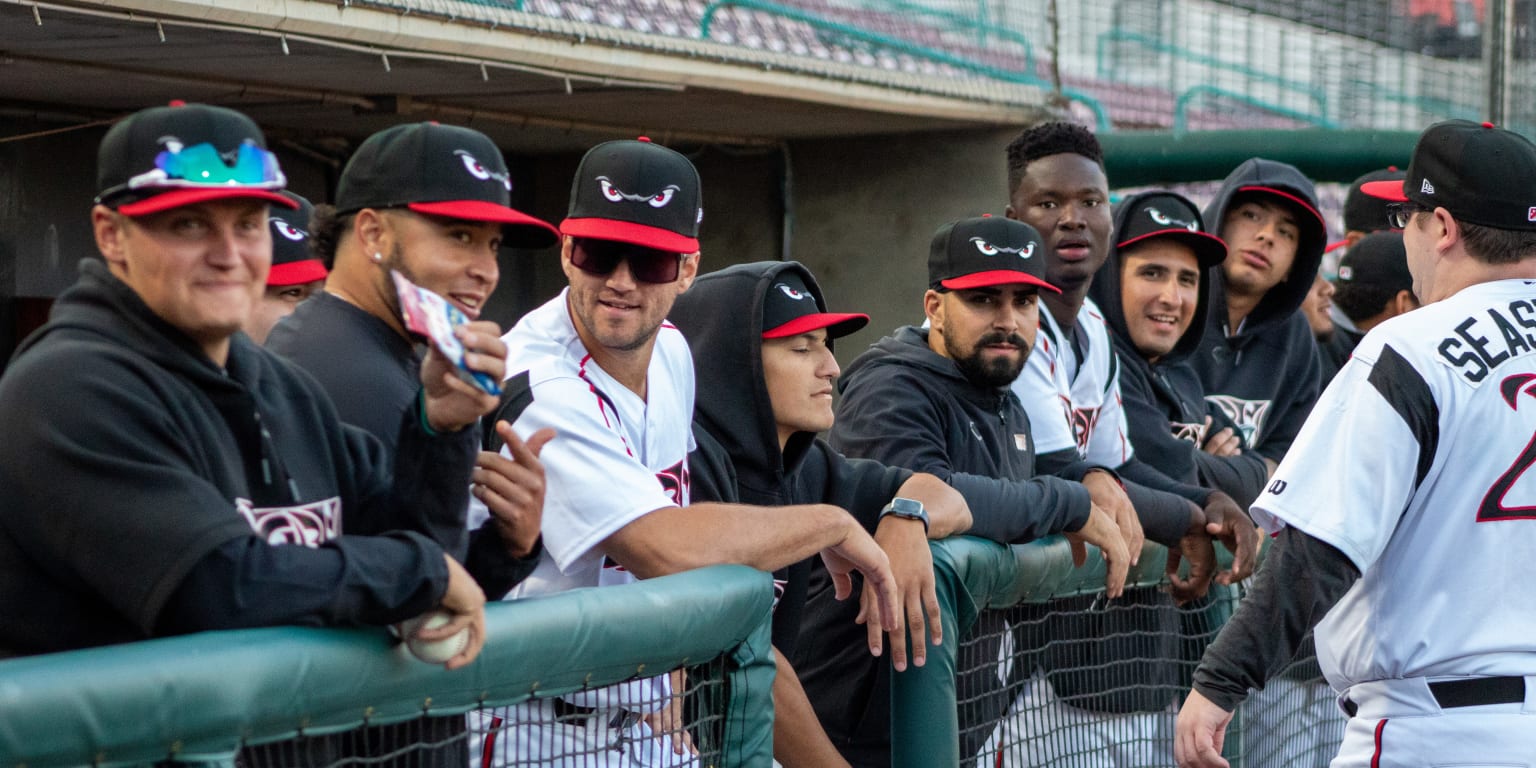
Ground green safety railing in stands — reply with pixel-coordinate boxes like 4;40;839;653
1097;29;1332;127
698;0;1111;130
1175;84;1338;132
890;535;1246;768
0;565;775;768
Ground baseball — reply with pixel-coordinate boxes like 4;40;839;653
397;609;470;665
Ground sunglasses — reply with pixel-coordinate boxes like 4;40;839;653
1385;201;1428;230
570;238;684;284
99;140;286;203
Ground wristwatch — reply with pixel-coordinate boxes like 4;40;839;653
879;497;930;534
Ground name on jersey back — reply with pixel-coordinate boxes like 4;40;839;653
1438;298;1536;384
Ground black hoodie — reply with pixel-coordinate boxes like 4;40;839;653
0;260;470;657
1092;192;1271;507
669;260;911;659
1196;158;1326;464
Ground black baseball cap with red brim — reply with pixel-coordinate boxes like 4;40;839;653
268;191;327;286
1361;120;1536;231
1114;192;1228;270
561;137;702;254
335;122;559;248
761;270;868;339
928;216;1060;293
95;101;297;217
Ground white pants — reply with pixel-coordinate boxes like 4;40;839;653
469;698;697;768
1329;676;1536;768
1241;677;1344;768
971;674;1176;768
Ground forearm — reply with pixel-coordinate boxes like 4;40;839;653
1191;527;1359;710
1123;481;1202;548
603;502;854;578
1117;457;1209;505
386;395;478;558
894;473;969;539
950;472;1092;543
155;532;449;634
464;525;542;600
772;649;852;768
1193;451;1269;509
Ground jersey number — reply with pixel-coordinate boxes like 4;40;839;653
1478;374;1536;522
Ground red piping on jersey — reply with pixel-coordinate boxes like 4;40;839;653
1370;718;1387;768
577;353;635;458
480;714;504;768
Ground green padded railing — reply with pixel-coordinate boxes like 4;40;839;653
890;535;1245;768
0;565;775;768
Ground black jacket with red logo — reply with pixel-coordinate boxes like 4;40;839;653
0;260;475;657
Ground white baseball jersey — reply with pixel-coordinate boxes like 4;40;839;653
1012;297;1133;466
1252;279;1536;691
486;288;695;597
472;289;695;767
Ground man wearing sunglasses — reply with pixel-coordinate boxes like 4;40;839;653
474;138;899;766
0;103;496;666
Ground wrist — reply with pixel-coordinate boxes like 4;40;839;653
879;497;929;535
1185;501;1208;536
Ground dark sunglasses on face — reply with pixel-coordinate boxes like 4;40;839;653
570;238;684;284
1385;202;1428;230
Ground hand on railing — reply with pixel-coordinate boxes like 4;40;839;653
424;554;487;670
1083;469;1145;565
1063;504;1129;599
867;515;942;672
823;519;899;654
1202;492;1259;586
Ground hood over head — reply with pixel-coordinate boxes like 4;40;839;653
1202;157;1328;339
1091;190;1219;367
670;261;863;496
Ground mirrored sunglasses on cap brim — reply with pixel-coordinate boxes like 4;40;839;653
97;140;286;204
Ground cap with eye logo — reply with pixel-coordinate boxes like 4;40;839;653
267;191;328;287
561;137;703;253
334;122;558;248
760;269;868;339
927;216;1060;292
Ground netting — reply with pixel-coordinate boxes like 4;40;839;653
953;584;1342;768
237;659;729;768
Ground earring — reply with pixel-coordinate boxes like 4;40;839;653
371;252;383;263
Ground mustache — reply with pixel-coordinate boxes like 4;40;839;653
977;332;1030;348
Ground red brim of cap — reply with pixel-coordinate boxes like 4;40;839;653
941;270;1062;293
116;188;297;217
1358;179;1409;202
1325;239;1349;253
267;259;329;287
409;201;560;247
561;217;700;254
1237;185;1327;226
763;312;870;340
1117;229;1229;269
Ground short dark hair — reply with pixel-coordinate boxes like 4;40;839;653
1333;282;1397;324
1458;218;1536;265
307;203;354;271
1005;121;1104;195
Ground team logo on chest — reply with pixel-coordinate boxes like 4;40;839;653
656;458;691;507
1069;406;1102;455
236;497;342;547
1170;420;1208;444
1204;395;1271;446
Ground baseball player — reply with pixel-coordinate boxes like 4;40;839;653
0;102;495;663
473;138;899;767
997;123;1257;766
244;191;326;345
1176;120;1536;767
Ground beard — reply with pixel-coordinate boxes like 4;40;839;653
379;243;413;324
947;330;1029;389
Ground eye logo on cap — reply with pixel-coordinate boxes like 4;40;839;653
271;218;307;241
971;236;1035;258
1147;207;1198;231
455;150;512;191
597;176;679;208
776;283;811;301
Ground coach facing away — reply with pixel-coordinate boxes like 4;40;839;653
0;103;499;666
1176;120;1536;767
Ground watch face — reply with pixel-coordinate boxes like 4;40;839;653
890;497;924;516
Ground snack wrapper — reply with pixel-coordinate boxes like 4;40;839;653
392;270;501;396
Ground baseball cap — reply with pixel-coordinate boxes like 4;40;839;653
1361;120;1536;231
929;216;1060;293
1343;167;1406;234
335;122;559;248
761;271;868;339
95;101;297;217
1336;232;1411;293
561;137;702;254
1114;192;1227;269
268;192;327;287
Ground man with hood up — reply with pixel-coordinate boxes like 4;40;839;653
1087;190;1270;507
670;260;972;767
1196;158;1329;468
820;215;1133;766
